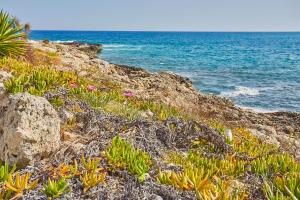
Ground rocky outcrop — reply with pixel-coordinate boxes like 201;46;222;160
0;93;60;167
29;41;300;159
62;42;102;58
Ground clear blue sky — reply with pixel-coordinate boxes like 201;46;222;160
2;0;300;31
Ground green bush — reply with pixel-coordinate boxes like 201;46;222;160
0;10;26;57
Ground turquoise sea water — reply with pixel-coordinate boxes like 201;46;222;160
30;31;300;112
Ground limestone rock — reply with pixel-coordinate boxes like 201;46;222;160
0;93;60;167
0;70;12;101
61;42;102;58
60;108;75;124
0;83;6;100
0;70;12;82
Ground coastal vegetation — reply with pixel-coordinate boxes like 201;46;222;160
43;178;69;199
107;135;152;182
0;10;299;200
1;47;299;200
0;10;26;57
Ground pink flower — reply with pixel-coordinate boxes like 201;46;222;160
70;83;78;88
124;91;134;97
87;85;97;91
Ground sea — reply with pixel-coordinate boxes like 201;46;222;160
30;31;300;112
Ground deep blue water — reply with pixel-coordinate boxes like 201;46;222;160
30;31;300;112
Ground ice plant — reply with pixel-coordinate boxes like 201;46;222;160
80;171;106;192
124;91;134;97
5;172;38;199
43;178;69;199
87;85;97;91
81;155;101;172
49;160;79;179
106;135;152;182
70;83;78;88
0;162;16;183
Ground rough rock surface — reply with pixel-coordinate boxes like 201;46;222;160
29;41;300;159
62;42;102;58
0;83;6;99
0;70;11;109
0;70;12;82
0;93;61;167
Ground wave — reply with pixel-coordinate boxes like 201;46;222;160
103;44;144;51
238;105;279;113
28;39;75;43
54;40;75;43
177;72;197;80
220;86;260;97
103;44;127;48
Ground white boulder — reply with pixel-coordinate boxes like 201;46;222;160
0;93;61;167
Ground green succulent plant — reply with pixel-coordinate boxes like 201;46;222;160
273;174;300;200
80;170;106;192
251;153;300;176
43;178;69;199
0;163;16;184
5;172;38;199
81;155;101;172
107;135;152;182
263;180;289;200
49;160;79;179
4;66;78;95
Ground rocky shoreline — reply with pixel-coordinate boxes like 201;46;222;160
0;40;299;199
30;40;300;159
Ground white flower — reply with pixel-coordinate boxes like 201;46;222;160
225;129;233;142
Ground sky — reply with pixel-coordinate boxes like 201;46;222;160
1;0;300;31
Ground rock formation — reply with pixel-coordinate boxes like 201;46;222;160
0;93;60;167
30;41;300;159
62;42;102;58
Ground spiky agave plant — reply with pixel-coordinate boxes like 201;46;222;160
0;10;26;57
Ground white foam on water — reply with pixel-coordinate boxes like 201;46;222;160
103;44;127;48
238;105;279;113
53;40;75;43
29;39;74;44
103;44;143;51
177;72;197;80
220;86;260;97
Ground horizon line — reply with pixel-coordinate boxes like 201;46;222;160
31;29;300;33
